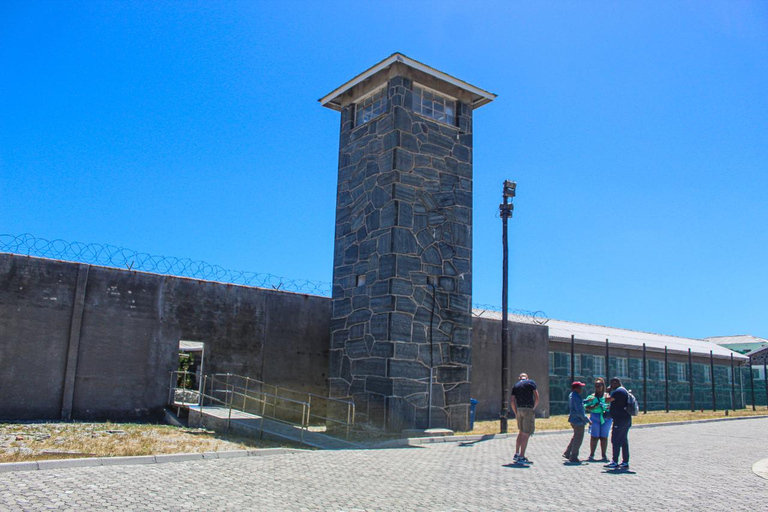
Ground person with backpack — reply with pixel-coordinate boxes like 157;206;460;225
562;381;591;463
603;377;632;470
583;377;612;462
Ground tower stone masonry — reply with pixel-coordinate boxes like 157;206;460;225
320;54;495;431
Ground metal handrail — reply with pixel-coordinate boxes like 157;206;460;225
169;371;355;441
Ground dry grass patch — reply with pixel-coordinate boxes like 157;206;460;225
463;408;768;436
0;421;296;463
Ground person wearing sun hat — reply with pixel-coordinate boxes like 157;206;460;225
562;381;591;463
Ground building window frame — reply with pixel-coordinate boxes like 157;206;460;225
354;86;387;127
412;83;457;126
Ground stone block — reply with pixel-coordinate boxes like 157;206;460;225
394;341;419;360
389;312;413;342
392;183;416;202
395;296;417;315
393;148;414;172
437;365;468;383
351;358;387;377
393;379;428;397
366;376;393;396
449;345;471;365
370;313;389;339
396;201;413;229
378;254;396;280
390;278;414;297
445;383;471;405
389;360;430;380
396;255;421;277
346;339;370;359
370;295;395;313
370;341;394;358
347;308;372;326
380;201;397;228
392;227;417;255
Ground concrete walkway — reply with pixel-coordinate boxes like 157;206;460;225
188;405;360;450
0;417;766;510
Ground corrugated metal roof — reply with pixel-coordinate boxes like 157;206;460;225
705;334;768;346
472;310;747;361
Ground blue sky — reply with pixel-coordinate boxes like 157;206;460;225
1;1;766;340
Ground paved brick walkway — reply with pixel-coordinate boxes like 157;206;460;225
1;418;766;511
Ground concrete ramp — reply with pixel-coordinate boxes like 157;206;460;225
187;406;361;450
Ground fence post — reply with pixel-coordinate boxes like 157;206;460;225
570;335;575;383
664;346;669;413
730;353;735;411
605;338;610;379
243;377;249;411
688;348;694;412
710;350;716;411
642;343;647;414
168;371;175;406
749;356;756;411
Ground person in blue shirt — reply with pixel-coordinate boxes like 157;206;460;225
562;381;591;463
604;377;631;470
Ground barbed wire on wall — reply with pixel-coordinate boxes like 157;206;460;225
0;233;334;296
472;304;549;325
0;233;548;323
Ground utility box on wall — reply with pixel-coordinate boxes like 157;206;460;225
320;54;495;431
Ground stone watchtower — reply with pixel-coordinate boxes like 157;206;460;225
320;54;495;431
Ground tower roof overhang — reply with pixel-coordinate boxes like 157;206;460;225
319;53;497;112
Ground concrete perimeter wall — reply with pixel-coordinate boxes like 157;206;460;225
471;316;551;420
0;253;541;423
0;253;331;421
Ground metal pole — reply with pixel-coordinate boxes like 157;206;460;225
688;348;694;412
570;335;575;383
710;350;716;411
499;180;515;434
664;346;669;413
749;356;756;411
730;353;735;411
642;343;647;414
168;371;175;406
605;338;610;379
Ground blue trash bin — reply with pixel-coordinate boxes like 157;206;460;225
469;398;479;430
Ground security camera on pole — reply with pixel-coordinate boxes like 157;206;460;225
499;180;516;433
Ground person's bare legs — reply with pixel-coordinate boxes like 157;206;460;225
515;435;522;457
600;437;608;459
518;432;530;457
589;436;599;458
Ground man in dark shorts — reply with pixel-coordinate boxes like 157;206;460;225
510;372;539;465
604;377;631;470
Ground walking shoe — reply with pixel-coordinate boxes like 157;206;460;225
619;462;629;470
568;458;581;463
562;453;570;460
587;456;596;462
513;454;520;462
600;457;609;462
517;457;532;465
604;461;619;469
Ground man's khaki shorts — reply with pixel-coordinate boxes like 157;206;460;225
516;407;535;435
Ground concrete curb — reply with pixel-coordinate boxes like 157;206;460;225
373;414;768;448
0;448;305;474
752;458;768;480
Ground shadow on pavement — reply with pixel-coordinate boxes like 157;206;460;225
502;463;531;469
602;469;637;475
458;434;497;447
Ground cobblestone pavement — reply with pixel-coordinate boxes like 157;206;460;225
1;418;767;511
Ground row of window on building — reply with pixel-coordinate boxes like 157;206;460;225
548;352;722;384
354;84;457;128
